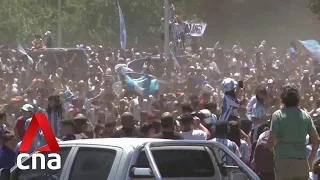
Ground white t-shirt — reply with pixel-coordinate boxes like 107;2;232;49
182;129;207;140
131;98;141;121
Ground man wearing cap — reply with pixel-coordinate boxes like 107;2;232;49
220;78;241;121
140;112;161;137
14;104;34;141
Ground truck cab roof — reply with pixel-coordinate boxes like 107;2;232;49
58;138;168;149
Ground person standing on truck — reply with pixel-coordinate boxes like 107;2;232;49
31;34;44;50
111;112;144;138
151;112;183;139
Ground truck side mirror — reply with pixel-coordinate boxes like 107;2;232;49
0;168;10;180
129;167;153;178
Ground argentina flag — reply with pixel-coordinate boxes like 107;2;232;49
299;40;320;60
125;74;159;97
117;0;127;50
170;49;181;68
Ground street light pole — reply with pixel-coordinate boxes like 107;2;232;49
164;0;170;59
57;0;62;47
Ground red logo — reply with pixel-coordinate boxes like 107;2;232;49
18;113;61;152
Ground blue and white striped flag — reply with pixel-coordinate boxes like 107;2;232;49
117;0;127;50
125;74;159;97
17;43;33;63
170;49;181;68
299;40;320;60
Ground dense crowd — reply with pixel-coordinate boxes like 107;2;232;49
1;31;320;180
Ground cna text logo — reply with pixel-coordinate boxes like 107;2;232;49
17;113;61;170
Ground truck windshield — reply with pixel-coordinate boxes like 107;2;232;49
135;148;215;178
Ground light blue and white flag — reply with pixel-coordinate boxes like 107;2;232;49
117;0;127;50
17;43;33;63
170;49;181;68
299;40;320;60
125;74;159;97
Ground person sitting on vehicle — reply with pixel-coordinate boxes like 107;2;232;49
151;112;184;139
111;112;144;138
172;15;186;45
44;31;53;48
31;34;44;50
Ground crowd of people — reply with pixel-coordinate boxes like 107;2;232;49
0;30;320;180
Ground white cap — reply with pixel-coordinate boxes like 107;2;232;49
313;108;320;117
267;79;274;84
21;104;34;112
222;78;238;92
45;31;51;36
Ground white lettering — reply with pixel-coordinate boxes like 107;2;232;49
32;153;46;170
47;153;61;170
17;153;61;170
17;153;30;170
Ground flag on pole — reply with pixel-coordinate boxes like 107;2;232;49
170;49;181;68
17;43;33;63
117;0;127;50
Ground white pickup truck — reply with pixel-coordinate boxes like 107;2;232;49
0;138;259;180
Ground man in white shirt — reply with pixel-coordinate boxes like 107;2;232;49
180;113;207;140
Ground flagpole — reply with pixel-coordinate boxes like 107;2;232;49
57;0;62;47
164;0;170;59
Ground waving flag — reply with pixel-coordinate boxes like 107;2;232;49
170;49;181;68
17;43;33;63
125;74;159;97
117;0;127;50
299;40;320;60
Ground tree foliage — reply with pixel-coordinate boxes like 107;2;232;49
0;0;318;50
0;0;183;47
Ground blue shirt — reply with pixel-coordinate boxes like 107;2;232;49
0;146;17;169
